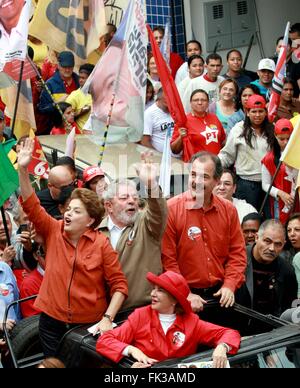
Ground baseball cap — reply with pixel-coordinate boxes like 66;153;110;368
83;166;105;183
258;58;276;72
246;94;267;110
0;110;4;120
274;118;294;135
58;51;75;67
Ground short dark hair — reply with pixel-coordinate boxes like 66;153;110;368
222;169;237;185
290;23;300;35
276;36;292;46
241;213;263;227
206;53;222;65
79;63;94;76
188;54;204;68
186;40;202;53
226;49;242;61
153;26;165;35
190;89;209;102
56;156;76;172
71;189;105;229
190;152;223;180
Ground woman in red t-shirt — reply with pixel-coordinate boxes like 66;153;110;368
261;118;296;224
171;89;226;162
50;102;81;135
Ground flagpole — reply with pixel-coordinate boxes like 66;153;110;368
26;56;72;133
11;61;25;137
259;162;282;216
0;206;11;246
98;94;115;167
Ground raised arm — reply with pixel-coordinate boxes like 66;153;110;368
18;138;35;201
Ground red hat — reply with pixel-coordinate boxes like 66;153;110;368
146;271;192;314
274;118;294;135
83;166;105;183
246;94;266;110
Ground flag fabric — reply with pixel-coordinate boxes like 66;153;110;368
0;73;15;89
281;116;300;169
159;126;172;197
85;0;147;143
268;22;290;123
0;142;19;207
3;59;36;82
0;0;31;71
0;79;36;138
160;20;171;66
65;128;77;159
27;130;49;180
29;0;107;66
147;24;193;162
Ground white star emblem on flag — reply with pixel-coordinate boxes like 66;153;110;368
201;126;219;145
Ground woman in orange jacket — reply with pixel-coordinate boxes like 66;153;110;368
96;271;241;368
17;139;128;357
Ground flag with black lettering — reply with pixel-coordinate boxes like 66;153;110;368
29;0;106;66
0;0;31;71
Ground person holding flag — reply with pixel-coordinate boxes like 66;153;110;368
268;22;291;122
262;118;297;224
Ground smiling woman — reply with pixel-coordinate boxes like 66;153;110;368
16;138;128;358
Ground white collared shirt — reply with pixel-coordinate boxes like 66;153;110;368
0;1;29;69
107;217;126;250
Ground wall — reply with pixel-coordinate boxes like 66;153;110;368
146;0;186;57
185;0;300;71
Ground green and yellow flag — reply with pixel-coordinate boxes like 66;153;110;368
0;140;19;207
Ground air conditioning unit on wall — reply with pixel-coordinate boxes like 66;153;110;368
204;0;256;52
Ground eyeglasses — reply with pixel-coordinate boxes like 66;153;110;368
50;180;77;190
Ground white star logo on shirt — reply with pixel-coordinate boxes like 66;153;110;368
201;126;219;145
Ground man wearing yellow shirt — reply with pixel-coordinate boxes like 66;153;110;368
291;113;300;128
66;64;94;132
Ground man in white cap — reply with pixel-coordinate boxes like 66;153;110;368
251;58;275;98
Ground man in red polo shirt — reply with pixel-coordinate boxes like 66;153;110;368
162;152;246;312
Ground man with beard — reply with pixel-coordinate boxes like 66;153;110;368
162;152;246;313
100;152;167;310
236;220;297;318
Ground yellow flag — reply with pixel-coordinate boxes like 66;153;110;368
281;116;300;169
0;79;36;139
29;0;107;67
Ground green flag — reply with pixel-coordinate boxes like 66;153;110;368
0;142;19;207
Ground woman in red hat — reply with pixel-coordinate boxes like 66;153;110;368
96;271;241;368
83;166;107;198
262;118;296;223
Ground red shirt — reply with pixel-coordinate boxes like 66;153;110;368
64;78;77;95
172;113;226;161
50;123;81;135
162;192;246;291
170;52;184;79
20;268;43;318
96;305;240;363
21;192;128;323
262;151;293;224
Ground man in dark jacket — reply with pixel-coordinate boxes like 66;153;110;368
38;51;80;133
237;219;297;318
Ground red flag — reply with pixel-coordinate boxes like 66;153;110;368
268;22;290;123
3;59;36;81
28;133;49;180
147;24;195;162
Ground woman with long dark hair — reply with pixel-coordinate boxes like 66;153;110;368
219;95;275;211
262;119;296;224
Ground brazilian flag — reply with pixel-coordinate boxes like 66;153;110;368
0;139;18;207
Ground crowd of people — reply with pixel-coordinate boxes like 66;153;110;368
1;19;300;368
